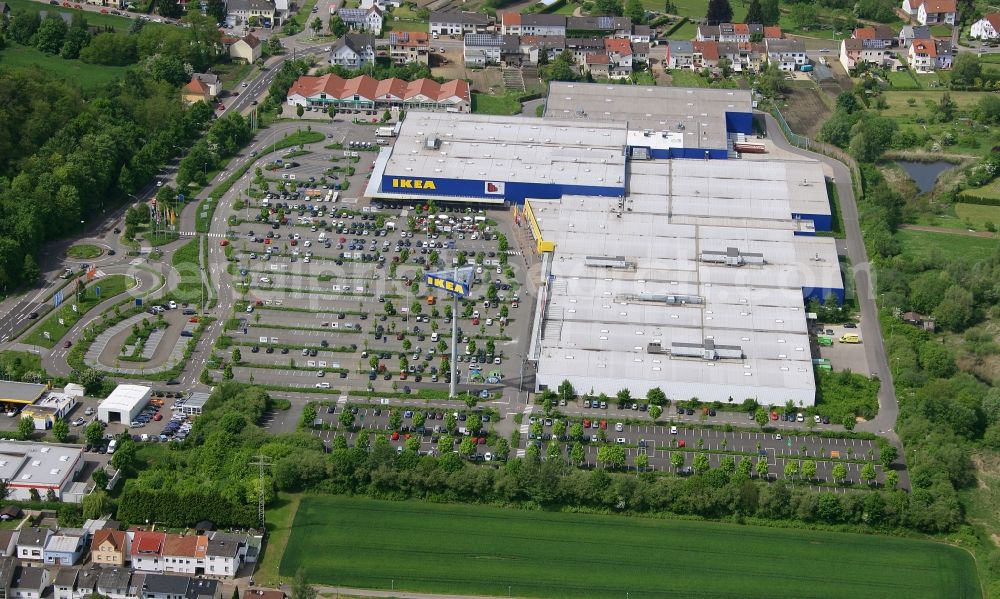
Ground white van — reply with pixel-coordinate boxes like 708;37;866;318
431;332;439;342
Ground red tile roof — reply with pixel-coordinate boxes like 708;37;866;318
287;74;470;104
391;31;429;47
986;13;1000;32
501;12;520;26
912;39;937;56
853;27;876;39
604;38;632;56
163;534;207;559
184;77;209;94
241;33;261;48
763;26;782;39
586;53;610;64
92;530;126;553
923;0;956;12
733;23;749;34
694;40;720;60
130;531;165;557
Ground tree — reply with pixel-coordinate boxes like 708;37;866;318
296;105;305;118
938;92;957;121
329;15;348;37
52;418;70;443
18;416;33;440
156;0;183;18
223;364;234;380
456;436;475;458
7;10;40;45
82;489;112;519
593;0;623;15
832;462;848;484
85;422;103;447
885;469;899;490
570;442;585;465
647;387;667;405
291;569;316;599
625;0;645;23
649;405;662;420
493;437;510;461
445;412;457;433
951;53;981;87
540;50;580;82
784;460;799;479
745;0;764;24
861;462;877;485
934;285;974;331
635;452;649;472
205;0;227;23
801;459;817;481
232;348;242;364
111;437;136;471
788;3;818;28
879;444;897;468
338;409;355;429
310;16;323;34
389;409;402;430
760;0;780;24
705;0;733;24
91;468;109;490
737;456;753;478
755;458;770;479
597;445;626;469
569;422;584;441
467;413;482;434
758;61;788;98
693;453;710;473
755;407;769;428
671;452;684;472
35;14;68;54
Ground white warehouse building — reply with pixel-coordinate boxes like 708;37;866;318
0;441;86;502
97;385;151;424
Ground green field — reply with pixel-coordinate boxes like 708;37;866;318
897;229;999;264
956;203;1000;229
472;92;522;115
66;244;103;259
0;45;128;89
22;274;135;348
280;496;980;599
2;0;148;29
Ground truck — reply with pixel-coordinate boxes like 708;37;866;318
376;126;396;138
817;335;833;346
839;333;861;344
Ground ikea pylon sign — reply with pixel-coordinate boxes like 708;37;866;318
425;275;469;297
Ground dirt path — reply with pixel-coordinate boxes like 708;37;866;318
900;224;997;238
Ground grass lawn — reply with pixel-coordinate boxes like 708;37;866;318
930;24;954;37
66;244;103;259
215;61;254;91
0;45;128;90
2;0;153;29
964;180;1000;200
955;203;1000;229
887;69;921;89
550;1;577;13
386;18;428;32
666;19;698;40
21;274;135;348
897;229;999;264
281;496;980;599
472;92;522;115
881;90;985;117
666;69;708;87
171;238;205;305
255;493;302;587
663;0;747;21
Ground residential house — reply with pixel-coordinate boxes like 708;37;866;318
53;567;80;599
230;34;262;64
43;529;89;566
16;529;51;562
692;40;720;69
204;533;247;578
182;77;211;105
839;37;892;71
909;37;938;71
286;73;471;113
0;558;17;597
337;6;384;35
971;13;1000;39
359;0;400;8
566;16;632;37
604;37;633;75
54;565;100;599
130;531;166;573
139;574;188;599
630;24;651;43
697;22;766;42
632;41;649;62
97;567;132;599
91;529;129;568
227;0;275;27
934;38;954;68
852;24;896;48
520;35;565;64
566;37;604;64
499;13;566;36
898;24;931;46
429;11;492;36
192;74;220;98
273;0;289;26
911;0;957;25
584;53;611;78
329;34;376;69
389;32;429;65
666;40;694;69
0;530;17;557
463;33;504;66
184;579;221;599
162;535;207;575
763;26;783;39
499;35;524;66
0;506;22;522
765;38;806;70
10;567;50;599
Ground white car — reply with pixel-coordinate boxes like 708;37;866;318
259;277;271;284
246;305;254;313
168;300;177;310
315;382;331;389
484;452;492;462
615;422;624;432
485;318;493;326
670;426;677;434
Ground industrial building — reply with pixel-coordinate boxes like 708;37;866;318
22;393;77;431
0;381;49;409
0;441;86;502
97;385;151;425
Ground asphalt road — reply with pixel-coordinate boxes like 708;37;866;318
761;113;898;440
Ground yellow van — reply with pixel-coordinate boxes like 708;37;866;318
839;334;861;344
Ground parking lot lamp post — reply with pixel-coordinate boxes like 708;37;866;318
449;280;459;398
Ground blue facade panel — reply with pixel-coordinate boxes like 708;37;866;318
793;231;816;237
802;286;845;304
725;111;754;135
647;147;730;160
380;176;624;204
793;212;833;232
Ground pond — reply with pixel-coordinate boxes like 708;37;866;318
896;160;955;194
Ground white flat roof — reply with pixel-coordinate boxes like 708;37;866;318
0;441;82;488
382;111;627;189
99;384;151;412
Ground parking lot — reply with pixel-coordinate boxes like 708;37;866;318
215;145;535;397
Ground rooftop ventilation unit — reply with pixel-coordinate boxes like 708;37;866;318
425;137;440;150
700;247;765;267
668;338;744;360
584;255;632;269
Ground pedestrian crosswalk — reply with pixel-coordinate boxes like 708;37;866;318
179;231;226;238
505;250;522;256
516;405;532;457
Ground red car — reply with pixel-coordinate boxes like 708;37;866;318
219;239;229;246
678;440;686;448
100;8;108;12
391;431;399;441
599;420;607;430
477;437;486;445
770;411;778;421
472;318;479;325
153;413;162;421
583;419;590;428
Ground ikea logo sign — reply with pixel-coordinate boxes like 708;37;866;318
391;178;437;190
425;275;468;296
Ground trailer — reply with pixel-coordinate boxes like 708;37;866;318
376;126;396;138
734;142;767;154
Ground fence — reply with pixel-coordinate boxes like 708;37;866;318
770;108;864;204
